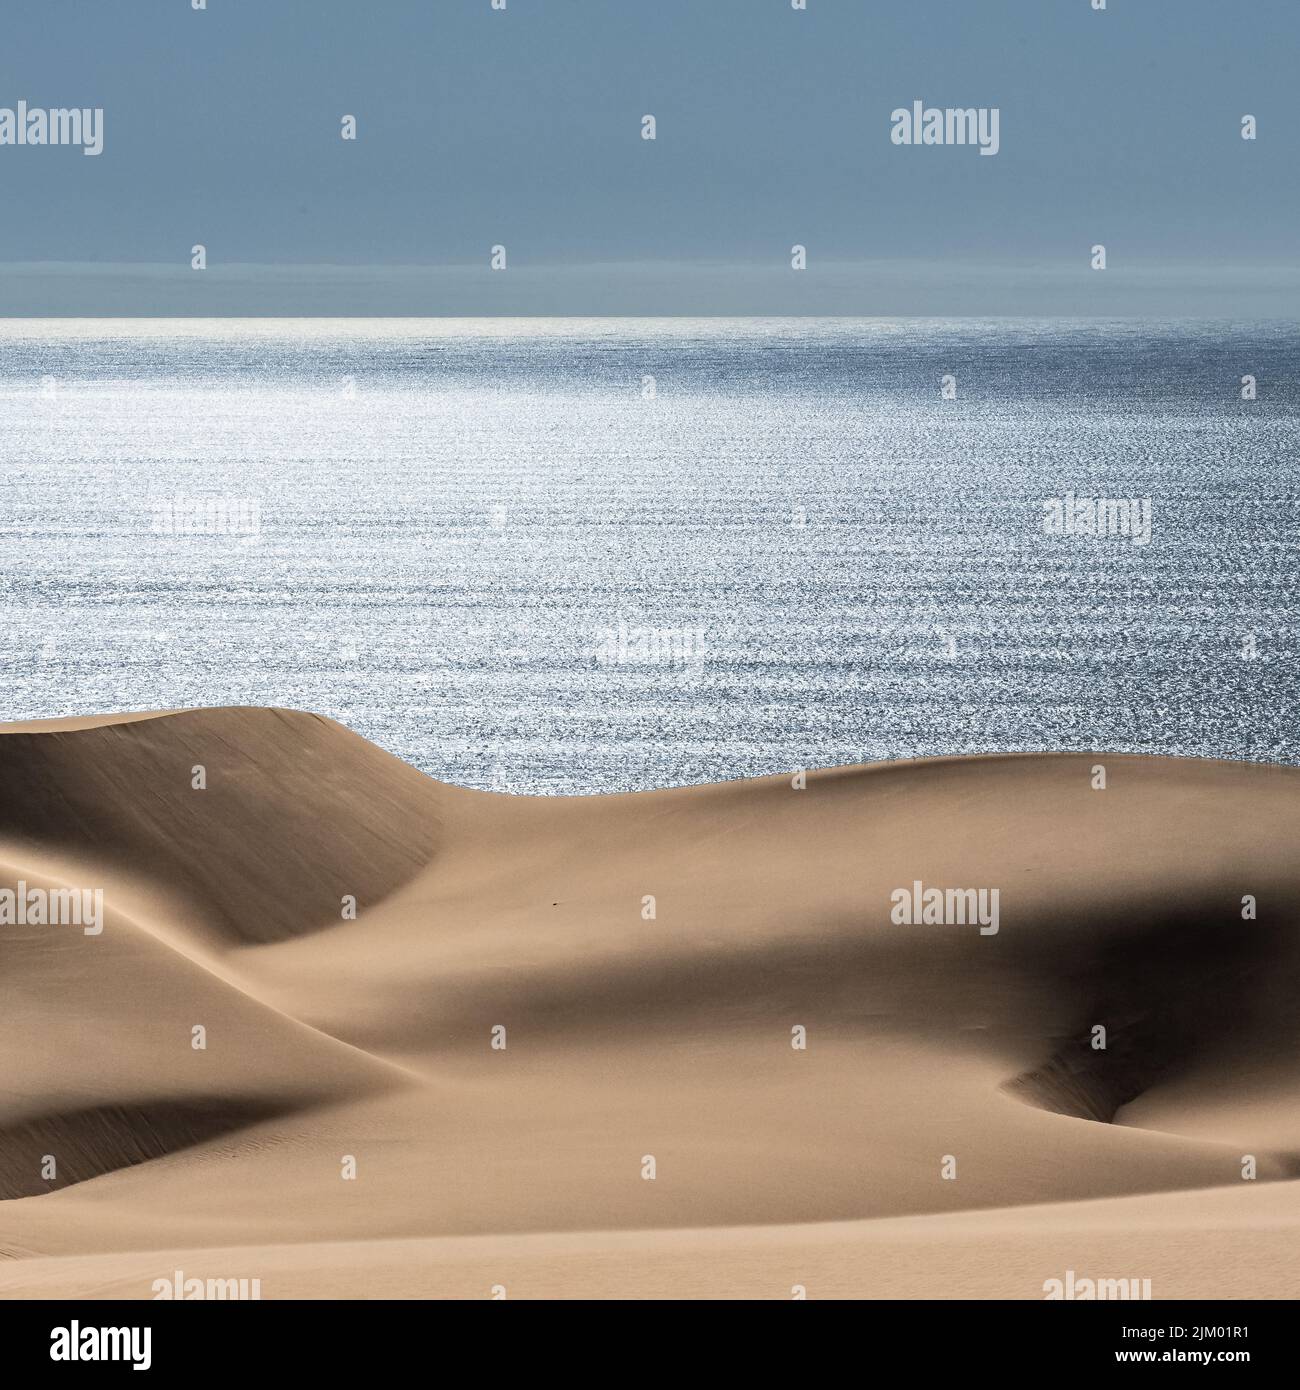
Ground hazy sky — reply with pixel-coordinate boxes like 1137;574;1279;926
1;0;1297;313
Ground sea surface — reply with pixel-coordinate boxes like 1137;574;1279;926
1;318;1296;793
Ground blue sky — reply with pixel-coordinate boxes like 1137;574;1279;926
1;0;1296;312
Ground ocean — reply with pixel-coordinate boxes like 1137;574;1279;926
1;317;1296;792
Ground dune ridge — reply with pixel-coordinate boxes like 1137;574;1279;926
2;707;1298;1297
0;708;453;945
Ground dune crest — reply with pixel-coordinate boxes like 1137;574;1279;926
0;1098;295;1200
0;707;458;945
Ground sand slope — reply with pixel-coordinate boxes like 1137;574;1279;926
1;708;1298;1297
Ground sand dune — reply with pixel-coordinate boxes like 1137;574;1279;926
1;708;1298;1297
0;708;447;945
